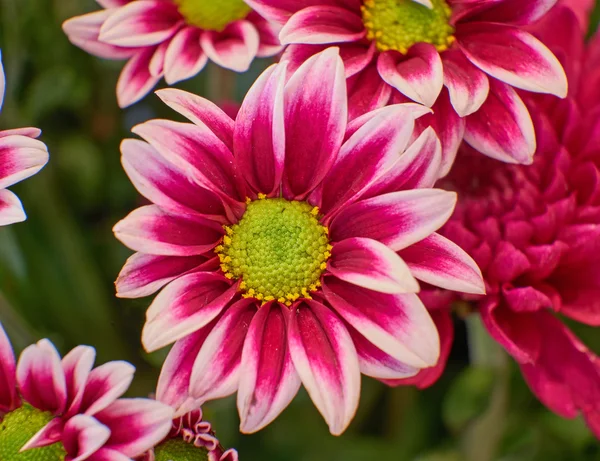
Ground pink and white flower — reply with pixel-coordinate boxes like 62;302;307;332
246;0;568;173
0;322;174;460
0;52;48;226
62;0;282;108
398;5;600;437
113;48;484;435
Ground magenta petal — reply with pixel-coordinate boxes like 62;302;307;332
0;322;18;412
113;205;223;256
115;253;210;299
16;339;68;414
464;79;535;164
200;21;259;73
377;44;444;107
142;272;238;352
279;6;365;45
323;278;439;368
347;63;393;120
155;88;234;151
457;23;567;97
20;418;63;451
329;237;419;294
164;27;208;85
62;415;111;461
288;300;360;435
116;48;162;108
442;49;489;117
131;119;245;203
320;104;424;217
156;320;217;414
95;399;174;458
464;0;557;25
0;190;26;226
283;48;347;199
79;361;136;416
121;139;227;221
329;189;456;251
98;0;181;47
62;10;137;60
399;233;485;294
237;303;301;433
62;346;96;417
361;127;442;199
190;299;258;402
0;134;49;190
234;62;286;196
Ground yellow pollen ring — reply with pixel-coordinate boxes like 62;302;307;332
215;198;331;307
361;0;455;54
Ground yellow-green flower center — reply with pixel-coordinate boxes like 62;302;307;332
0;405;66;461
173;0;251;31
154;439;209;461
217;196;331;305
361;0;455;54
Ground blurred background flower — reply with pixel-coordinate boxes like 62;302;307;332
1;1;599;460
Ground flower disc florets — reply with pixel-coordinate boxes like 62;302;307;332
361;0;455;53
217;196;331;304
173;0;251;31
0;406;66;461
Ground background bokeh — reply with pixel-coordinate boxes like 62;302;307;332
1;1;600;460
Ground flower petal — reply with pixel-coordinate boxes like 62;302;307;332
120;138;226;220
190;299;257;402
457;23;567;97
330;189;456;251
288;300;360;435
98;0;181;47
62;415;111;461
279;6;365;45
200;21;259;73
464;79;535;164
113;205;223;256
142;272;238;352
79;361;136;416
323;278;439;368
283;47;347;199
399;233;485;294
442;49;489;117
0;134;49;190
95;399;174;458
329;237;420;294
116;253;212;299
377;44;444;107
237;303;301;433
234;62;286;196
164;27;208;85
0;190;26;226
0;322;18;412
20;418;63;451
116;48;162;108
62;346;96;417
464;0;558;26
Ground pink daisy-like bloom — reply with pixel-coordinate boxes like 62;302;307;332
245;0;568;173
0;52;48;225
0;322;174;460
113;48;484;435
392;5;600;436
62;0;282;108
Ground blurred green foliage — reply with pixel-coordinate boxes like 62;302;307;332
0;1;599;460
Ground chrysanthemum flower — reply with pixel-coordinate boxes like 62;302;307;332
139;382;238;461
0;52;48;226
0;322;174;460
245;0;568;172
113;48;484;435
402;5;600;437
62;0;282;108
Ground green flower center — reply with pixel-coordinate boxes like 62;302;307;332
0;405;66;461
217;197;331;305
361;0;455;54
154;439;209;461
173;0;251;31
